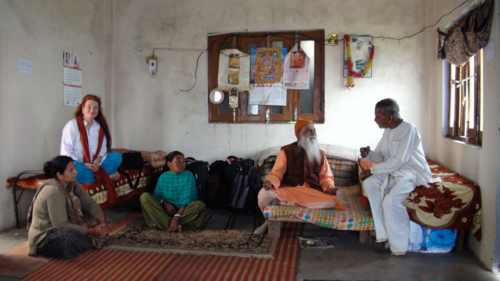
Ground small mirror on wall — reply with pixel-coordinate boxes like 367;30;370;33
209;88;224;104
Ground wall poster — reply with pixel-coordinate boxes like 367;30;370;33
255;48;282;83
249;47;287;106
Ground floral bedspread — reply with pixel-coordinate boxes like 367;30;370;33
404;160;481;240
359;159;482;240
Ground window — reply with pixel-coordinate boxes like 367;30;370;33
207;30;325;123
444;50;483;146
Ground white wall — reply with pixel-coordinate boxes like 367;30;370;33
110;0;432;164
0;0;110;230
427;0;500;270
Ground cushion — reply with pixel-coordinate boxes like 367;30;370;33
258;155;277;182
111;148;167;169
327;156;359;186
141;150;167;168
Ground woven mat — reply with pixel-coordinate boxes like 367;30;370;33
107;217;278;258
0;242;51;278
22;222;303;281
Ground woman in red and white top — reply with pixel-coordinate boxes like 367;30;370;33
60;95;122;193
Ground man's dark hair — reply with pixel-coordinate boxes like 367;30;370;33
375;98;401;119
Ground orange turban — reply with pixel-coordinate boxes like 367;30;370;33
295;118;313;135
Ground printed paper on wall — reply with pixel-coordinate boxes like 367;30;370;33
217;49;250;91
283;43;310;89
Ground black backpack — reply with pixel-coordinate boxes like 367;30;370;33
228;165;262;214
219;156;261;214
185;157;210;204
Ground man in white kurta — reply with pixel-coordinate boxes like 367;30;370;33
360;98;431;255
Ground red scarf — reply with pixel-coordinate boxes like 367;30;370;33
76;115;117;204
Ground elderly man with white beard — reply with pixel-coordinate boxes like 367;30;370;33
254;118;345;235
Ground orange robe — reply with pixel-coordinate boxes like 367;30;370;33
259;150;345;211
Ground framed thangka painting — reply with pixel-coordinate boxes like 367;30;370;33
343;35;373;78
255;48;282;83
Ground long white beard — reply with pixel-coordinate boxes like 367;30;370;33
298;135;321;165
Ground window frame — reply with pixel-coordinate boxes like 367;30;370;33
445;50;483;146
207;30;325;124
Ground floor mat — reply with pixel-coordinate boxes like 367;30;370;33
107;222;278;258
22;222;303;281
0;242;51;278
155;222;303;281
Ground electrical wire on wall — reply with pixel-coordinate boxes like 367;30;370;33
325;0;470;44
147;0;472;93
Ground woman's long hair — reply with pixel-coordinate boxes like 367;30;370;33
44;156;73;179
74;94;112;151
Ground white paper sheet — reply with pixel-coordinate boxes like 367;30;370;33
63;85;82;106
19;59;33;74
249;83;286;106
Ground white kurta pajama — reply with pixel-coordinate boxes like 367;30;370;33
363;121;431;255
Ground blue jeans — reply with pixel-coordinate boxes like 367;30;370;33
74;151;122;183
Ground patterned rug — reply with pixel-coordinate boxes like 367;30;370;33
107;214;278;258
22;222;303;281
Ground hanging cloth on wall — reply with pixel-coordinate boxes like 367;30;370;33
437;0;493;66
345;34;375;90
217;49;250;91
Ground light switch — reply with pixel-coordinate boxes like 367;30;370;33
149;59;157;75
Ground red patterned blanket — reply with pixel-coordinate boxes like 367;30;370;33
5;167;163;210
359;159;481;240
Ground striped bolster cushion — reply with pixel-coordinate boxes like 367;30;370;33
327;156;359;186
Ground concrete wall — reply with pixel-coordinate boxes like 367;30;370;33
0;0;111;230
427;0;500;270
111;0;432;164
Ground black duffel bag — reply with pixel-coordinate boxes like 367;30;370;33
120;152;144;170
118;152;145;190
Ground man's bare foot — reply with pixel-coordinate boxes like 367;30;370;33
253;220;268;235
109;173;121;181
